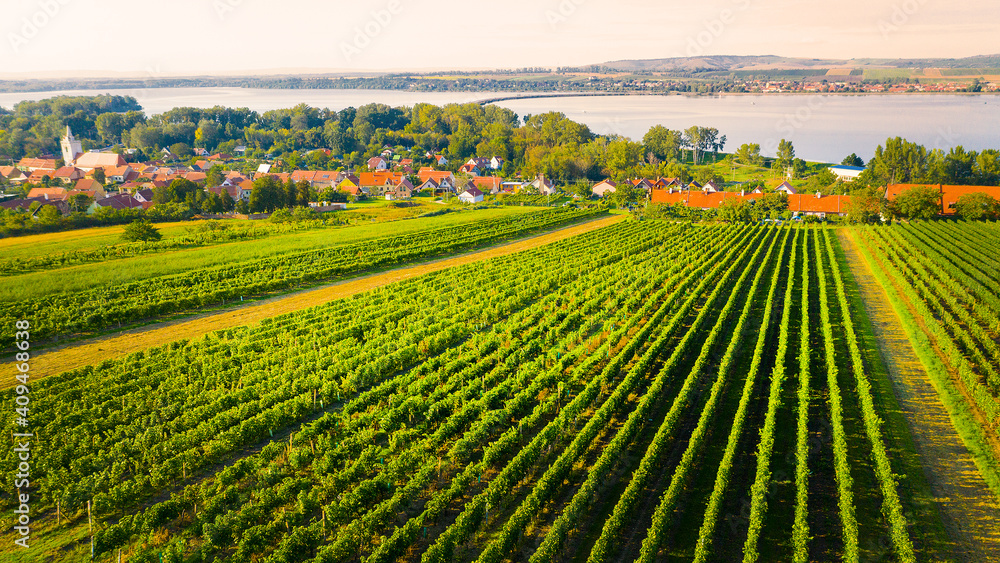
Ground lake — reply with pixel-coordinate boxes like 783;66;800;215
1;87;997;162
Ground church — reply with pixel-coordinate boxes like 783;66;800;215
60;125;83;164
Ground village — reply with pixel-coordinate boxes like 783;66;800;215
2;125;998;226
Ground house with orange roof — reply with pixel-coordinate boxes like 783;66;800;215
17;157;58;172
384;178;414;201
650;188;849;218
786;193;851;218
885;183;1000;216
290;170;340;189
105;165;137;184
184;171;207;184
27;187;69;201
470;176;504;194
367;156;388;170
415;177;439;193
27;169;57;184
73;178;107;199
53;166;84;182
418;168;456;191
359;171;405;196
0;166;26;184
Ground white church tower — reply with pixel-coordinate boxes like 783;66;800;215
61;126;83;165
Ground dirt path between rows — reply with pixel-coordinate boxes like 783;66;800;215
24;214;625;382
838;229;1000;562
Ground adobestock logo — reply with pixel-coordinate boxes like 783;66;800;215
877;0;928;39
545;0;587;30
7;0;72;54
674;0;752;58
341;0;403;63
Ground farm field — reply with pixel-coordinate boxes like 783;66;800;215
17;213;626;384
0;207;596;343
5;220;982;563
0;206;535;289
849;222;1000;498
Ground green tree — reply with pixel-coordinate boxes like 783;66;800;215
92;168;106;185
604;138;644;179
889;185;940;220
860;137;929;187
611;182;641;208
841;153;864;167
296;180;316;207
734;143;763;166
37;204;62;225
121;219;162;242
973;149;1000;185
694;167;724;187
169;142;191;159
756;192;789;220
250;175;285;212
791;158;807;179
642;125;683;162
846;186;885;224
954;192;999;221
774;139;795;173
205;165;225;187
95;112;126;145
71;193;93;213
717;197;751;222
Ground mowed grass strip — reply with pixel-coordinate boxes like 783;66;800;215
0;219;221;260
19;213;625;383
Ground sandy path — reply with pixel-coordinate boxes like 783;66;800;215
839;229;1000;562
23;214;625;382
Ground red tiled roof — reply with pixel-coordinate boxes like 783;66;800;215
651;189;849;214
359;171;403;186
74;152;126;169
885;183;1000;215
18;157;58;170
27;187;69;200
470;176;502;190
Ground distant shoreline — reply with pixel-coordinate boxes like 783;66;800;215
1;86;997;99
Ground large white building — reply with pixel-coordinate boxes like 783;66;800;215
828;165;865;182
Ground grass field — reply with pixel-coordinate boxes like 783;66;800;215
0;206;535;302
0;219;225;261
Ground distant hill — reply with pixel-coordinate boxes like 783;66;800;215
599;56;840;73
597;54;1000;72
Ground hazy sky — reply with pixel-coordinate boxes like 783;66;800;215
2;0;997;76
